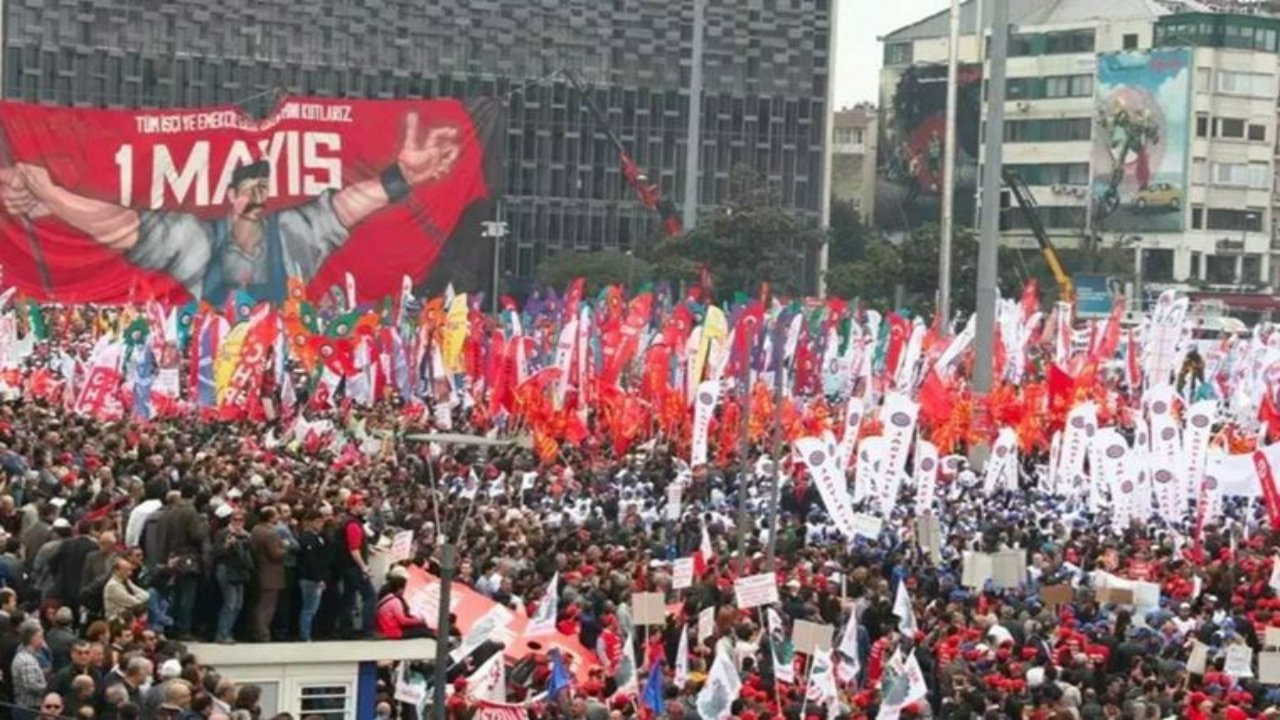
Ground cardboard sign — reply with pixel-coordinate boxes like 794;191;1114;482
1225;644;1254;678
915;515;942;565
734;573;780;609
1040;585;1073;606
1260;652;1280;684
1188;640;1209;675
388;530;414;564
792;620;834;656
961;551;993;589
1096;587;1135;605
632;592;667;626
991;549;1027;589
850;513;883;540
698;606;716;643
666;482;683;521
672;557;695;590
1265;627;1280;649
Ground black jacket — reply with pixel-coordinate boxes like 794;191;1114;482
298;529;333;583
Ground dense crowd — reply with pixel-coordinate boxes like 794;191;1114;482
0;296;1274;720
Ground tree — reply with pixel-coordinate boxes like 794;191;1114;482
536;251;653;295
829;199;871;265
645;165;823;300
826;241;902;306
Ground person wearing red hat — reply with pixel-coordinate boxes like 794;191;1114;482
335;492;375;638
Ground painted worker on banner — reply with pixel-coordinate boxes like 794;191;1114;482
0;112;460;305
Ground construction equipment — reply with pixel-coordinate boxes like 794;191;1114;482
1001;169;1075;303
561;71;684;237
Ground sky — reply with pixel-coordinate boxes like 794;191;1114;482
834;0;950;108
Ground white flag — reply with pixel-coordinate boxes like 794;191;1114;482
526;572;558;637
836;608;861;685
696;648;742;720
674;625;690;689
766;607;796;684
893;581;917;636
806;648;839;707
466;651;506;703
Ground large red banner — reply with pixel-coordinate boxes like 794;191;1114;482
0;96;502;304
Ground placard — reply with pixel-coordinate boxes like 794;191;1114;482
698;606;715;643
792;620;834;656
1188;640;1209;675
666;482;683;521
388;530;414;564
1225;644;1254;678
850;513;883;540
1265;627;1280;649
632;592;667;626
915;516;942;565
672;557;695;590
1040;585;1073;606
1260;652;1280;684
1096;587;1135;605
734;573;780;609
991;549;1027;589
961;551;993;589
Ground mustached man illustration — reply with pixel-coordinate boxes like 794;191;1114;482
0;112;460;305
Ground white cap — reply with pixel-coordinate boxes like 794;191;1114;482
159;659;182;679
51;518;71;529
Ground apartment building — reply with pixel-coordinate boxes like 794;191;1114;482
832;104;878;221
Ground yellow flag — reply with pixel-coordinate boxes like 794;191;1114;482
443;293;469;374
214;323;249;404
691;306;727;388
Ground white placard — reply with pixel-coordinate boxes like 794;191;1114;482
1260;652;1280;684
666;482;684;521
389;530;414;564
850;513;883;540
733;572;780;609
1188;640;1209;675
1225;644;1254;678
672;557;695;590
698;606;715;643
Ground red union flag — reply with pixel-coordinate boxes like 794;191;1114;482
0;96;502;304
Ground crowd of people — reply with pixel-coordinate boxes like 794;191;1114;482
0;293;1273;720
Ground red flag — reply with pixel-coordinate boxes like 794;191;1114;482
1255;451;1280;529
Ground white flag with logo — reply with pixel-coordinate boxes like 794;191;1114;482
893;581;917;636
466;651;506;703
526;572;558;637
696;648;742;720
674;624;690;689
836;607;861;685
806;648;838;708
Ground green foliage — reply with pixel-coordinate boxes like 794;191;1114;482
645;166;822;300
536;251;653;295
829;199;870;265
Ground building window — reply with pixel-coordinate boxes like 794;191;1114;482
299;685;352;720
1045;29;1095;54
1004;163;1089;185
1195;114;1209;138
1004;118;1091;142
1215;117;1246;139
1042;74;1093;98
1205;255;1236;284
1123;33;1139;49
1206;208;1264;231
1143;249;1175;282
1192;206;1204;229
1217;70;1272;97
1190;251;1202;278
1211;162;1270;189
884;43;912;66
1249;124;1267;142
1243;254;1263;284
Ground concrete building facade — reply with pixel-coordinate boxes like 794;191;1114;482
880;0;1280;311
832;103;878;221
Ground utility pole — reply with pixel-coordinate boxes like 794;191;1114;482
973;0;1008;464
818;0;841;298
938;0;961;329
482;211;509;315
683;0;707;233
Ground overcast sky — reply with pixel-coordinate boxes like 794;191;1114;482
834;0;949;108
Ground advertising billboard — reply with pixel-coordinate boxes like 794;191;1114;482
1091;49;1191;234
0;96;503;304
874;62;983;233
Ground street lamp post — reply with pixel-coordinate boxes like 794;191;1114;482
482;216;510;315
